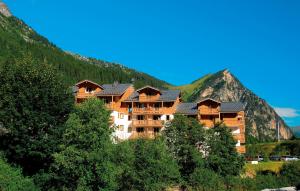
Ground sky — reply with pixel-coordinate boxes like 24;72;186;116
3;0;300;127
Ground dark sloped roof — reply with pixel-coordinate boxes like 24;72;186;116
220;102;245;112
158;90;180;101
124;90;180;102
72;86;78;95
97;83;132;96
176;103;198;115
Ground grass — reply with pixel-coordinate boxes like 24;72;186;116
169;74;212;101
243;161;285;177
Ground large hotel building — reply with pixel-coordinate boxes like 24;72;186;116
74;80;246;153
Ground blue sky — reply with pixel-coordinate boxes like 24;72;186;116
3;0;300;127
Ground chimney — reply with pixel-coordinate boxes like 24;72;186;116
113;81;119;87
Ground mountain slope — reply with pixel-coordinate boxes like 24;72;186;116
0;10;170;89
185;69;293;142
170;74;212;101
291;126;300;138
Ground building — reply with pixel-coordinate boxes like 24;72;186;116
74;80;246;153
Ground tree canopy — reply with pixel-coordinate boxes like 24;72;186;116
0;57;73;174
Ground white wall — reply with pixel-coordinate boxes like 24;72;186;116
111;111;132;140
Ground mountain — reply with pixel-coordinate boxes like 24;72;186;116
0;3;293;142
177;69;293;142
291;126;300;138
0;7;169;89
0;1;11;17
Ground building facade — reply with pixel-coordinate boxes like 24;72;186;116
74;80;246;153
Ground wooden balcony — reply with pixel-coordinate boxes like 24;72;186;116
139;95;159;102
129;131;159;139
105;103;116;110
132;107;163;114
233;134;245;144
199;118;221;128
199;108;220;115
236;145;246;154
76;92;96;99
222;119;244;126
131;120;163;127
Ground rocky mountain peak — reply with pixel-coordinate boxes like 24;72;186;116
222;69;234;83
0;1;12;17
187;70;293;141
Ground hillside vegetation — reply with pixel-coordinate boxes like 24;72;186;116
170;74;212;101
0;14;170;89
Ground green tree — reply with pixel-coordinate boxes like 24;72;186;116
127;139;181;191
205;124;244;177
0;153;39;191
49;98;119;190
0;58;73;174
189;168;224;191
162;115;206;184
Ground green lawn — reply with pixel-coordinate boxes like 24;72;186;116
244;161;285;177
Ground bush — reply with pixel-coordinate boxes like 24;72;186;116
280;161;300;187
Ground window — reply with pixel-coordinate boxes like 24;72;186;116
164;102;173;108
85;87;95;93
154;127;160;133
118;113;124;119
166;115;170;121
137;115;144;120
128;126;132;133
154;103;160;109
118;125;124;131
136;127;144;133
153;115;161;120
128;115;132;121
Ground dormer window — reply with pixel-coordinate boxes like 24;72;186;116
85;87;95;93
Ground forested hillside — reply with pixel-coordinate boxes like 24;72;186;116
0;13;169;89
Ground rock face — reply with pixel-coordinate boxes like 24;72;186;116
187;69;293;142
0;2;12;17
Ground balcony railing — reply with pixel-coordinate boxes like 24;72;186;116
105;103;115;110
129;131;160;139
76;93;96;99
233;134;245;143
131;120;163;127
236;146;246;153
131;107;163;114
199;108;220;115
139;95;159;102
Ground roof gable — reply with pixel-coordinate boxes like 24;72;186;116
197;98;221;104
124;89;180;102
75;80;103;89
136;86;161;94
